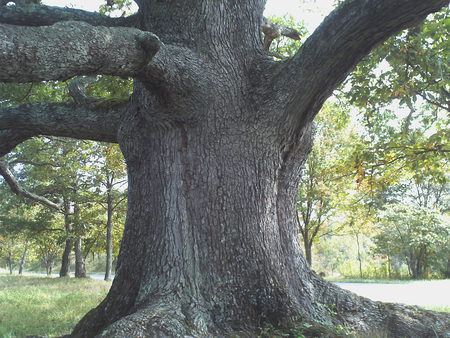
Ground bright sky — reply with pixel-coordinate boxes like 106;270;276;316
41;0;336;32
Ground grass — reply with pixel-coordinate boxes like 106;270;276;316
0;274;111;338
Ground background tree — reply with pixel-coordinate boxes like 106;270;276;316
296;103;352;265
1;0;449;336
373;204;449;279
90;143;127;281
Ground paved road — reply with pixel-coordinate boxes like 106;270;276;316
335;280;450;307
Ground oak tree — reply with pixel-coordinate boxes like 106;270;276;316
1;0;449;336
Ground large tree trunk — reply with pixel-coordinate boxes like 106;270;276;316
72;86;449;336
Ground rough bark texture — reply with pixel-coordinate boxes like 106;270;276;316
0;101;123;145
1;0;450;337
0;3;138;27
0;21;160;82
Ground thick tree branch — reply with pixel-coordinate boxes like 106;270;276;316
0;100;124;147
0;3;139;27
69;76;98;105
0;160;62;210
0;21;161;82
0;130;34;158
276;0;449;126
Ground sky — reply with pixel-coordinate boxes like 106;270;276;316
41;0;336;32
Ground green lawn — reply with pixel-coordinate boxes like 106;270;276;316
0;274;111;338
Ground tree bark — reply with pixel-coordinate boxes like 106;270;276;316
1;0;450;336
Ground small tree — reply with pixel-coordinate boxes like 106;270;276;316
373;204;449;279
296;104;351;265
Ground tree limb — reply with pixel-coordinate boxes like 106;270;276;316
8;159;61;167
0;3;139;27
69;76;98;105
261;17;301;52
0;21;161;82
0;100;124;147
275;0;450;127
0;130;34;158
0;160;63;210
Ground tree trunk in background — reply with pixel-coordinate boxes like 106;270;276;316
59;201;72;277
356;233;363;278
18;241;29;275
45;254;54;276
59;239;72;277
104;176;114;281
74;236;87;278
73;203;86;278
7;239;13;274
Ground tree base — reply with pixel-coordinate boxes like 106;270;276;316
72;277;450;337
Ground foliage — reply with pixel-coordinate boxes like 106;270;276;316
372;204;449;279
340;7;450;190
99;0;135;16
0;81;70;107
0;136;127;276
296;103;354;265
306;7;450;278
